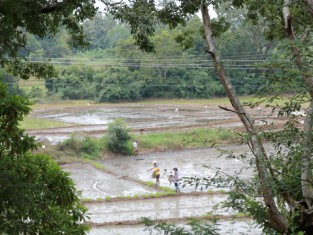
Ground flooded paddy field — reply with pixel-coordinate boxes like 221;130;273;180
29;101;279;234
63;163;158;199
86;194;230;224
27;102;282;144
62;144;270;234
88;220;262;235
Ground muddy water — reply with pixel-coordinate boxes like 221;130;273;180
86;194;262;234
35;103;276;234
29;104;241;144
62;145;256;199
33;105;236;127
86;194;230;224
63;163;158;199
61;145;267;234
29;103;283;146
99;145;257;193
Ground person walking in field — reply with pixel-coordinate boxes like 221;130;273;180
147;161;160;187
132;140;138;155
173;168;180;192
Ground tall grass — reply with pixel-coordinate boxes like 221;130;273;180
20;117;73;129
132;128;237;152
56;127;238;159
58;134;104;159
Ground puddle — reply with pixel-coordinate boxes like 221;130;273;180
41;111;112;125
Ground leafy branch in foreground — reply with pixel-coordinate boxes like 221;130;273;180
0;62;89;235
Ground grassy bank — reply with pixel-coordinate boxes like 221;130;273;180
20;116;73;129
29;95;296;111
49;127;238;161
130;128;237;153
27;96;245;111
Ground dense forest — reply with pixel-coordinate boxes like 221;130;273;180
2;11;273;102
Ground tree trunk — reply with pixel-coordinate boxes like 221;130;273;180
200;1;288;233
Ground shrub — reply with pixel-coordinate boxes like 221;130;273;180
107;119;132;155
27;86;44;98
80;137;99;155
58;134;100;158
58;134;81;153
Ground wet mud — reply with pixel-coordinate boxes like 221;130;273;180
28;103;284;144
61;145;271;234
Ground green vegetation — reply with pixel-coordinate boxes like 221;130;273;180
4;10;271;102
106;118;132;155
140;218;219;235
105;196;112;201
20;116;73;129
133;128;237;152
81;198;93;203
143;181;156;187
55;126;237;160
58;134;103;159
0;84;89;234
87;160;107;171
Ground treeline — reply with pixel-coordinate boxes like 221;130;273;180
3;13;269;101
46;65;224;102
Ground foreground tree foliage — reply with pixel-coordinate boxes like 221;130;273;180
0;0;96;233
0;154;88;234
140;217;219;235
0;84;89;234
0;0;96;79
101;0;313;234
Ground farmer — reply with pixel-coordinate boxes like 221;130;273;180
173;168;180;192
147;161;160;187
132;140;138;155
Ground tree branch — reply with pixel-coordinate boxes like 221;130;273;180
40;0;82;14
100;0;124;7
304;0;313;16
218;105;245;115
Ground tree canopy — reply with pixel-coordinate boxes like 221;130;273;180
0;1;97;234
0;0;96;79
